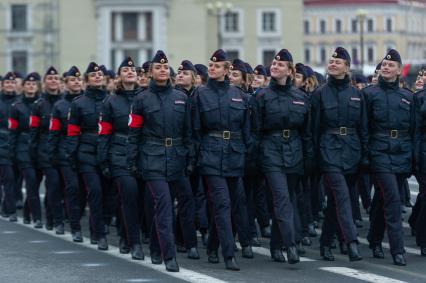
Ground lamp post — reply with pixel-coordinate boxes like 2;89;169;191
206;1;233;49
357;9;367;74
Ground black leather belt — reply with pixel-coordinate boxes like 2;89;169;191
373;129;409;139
264;129;297;139
206;131;242;140
144;137;183;147
325;127;356;136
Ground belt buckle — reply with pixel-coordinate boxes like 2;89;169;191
339;127;347;136
390;130;398;139
223;131;231;140
165;138;173;147
282;129;290;139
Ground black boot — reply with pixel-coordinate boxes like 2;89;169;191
207;250;219;264
176;244;187;253
119;237;130;254
131;244;144;260
308;223;317;237
55;224;65;235
251;238;261;247
34;220;43;229
150;250;162;264
339;242;348;255
271;249;286;262
97;237;108;250
372;244;384;259
301;237;312;246
297;243;306;255
165;257;179;272
347;242;362;261
320;246;334;261
72;231;83;243
225;257;240;271
242;245;254;258
287;245;300;264
421;246;426;257
9;214;17;222
187;247;200;259
392;254;406;266
90;234;98;245
261;225;272;238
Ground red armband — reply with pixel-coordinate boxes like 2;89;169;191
29;115;41;128
49;118;62;131
67;124;81;136
8;118;19;130
98;121;113;135
128;114;144;128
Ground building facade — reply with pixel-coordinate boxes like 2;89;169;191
0;0;303;74
304;0;426;74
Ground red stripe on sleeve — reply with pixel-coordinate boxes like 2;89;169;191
128;114;144;128
98;121;113;135
29;115;41;128
49;118;62;131
67;124;81;136
8;118;19;130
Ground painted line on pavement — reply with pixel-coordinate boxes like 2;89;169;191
1;217;227;283
320;267;407;283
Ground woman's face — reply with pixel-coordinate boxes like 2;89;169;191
176;70;194;88
208;61;228;80
120;67;137;84
270;60;291;81
294;73;305;88
23;81;39;96
138;73;150;87
2;79;16;93
415;75;424;90
151;63;170;82
327;58;348;78
251;75;266;89
229;70;244;87
66;76;83;93
87;71;104;87
44;74;60;92
380;59;401;81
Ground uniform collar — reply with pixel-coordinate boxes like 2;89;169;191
85;87;107;100
207;77;230;92
148;80;172;94
327;75;350;89
378;76;399;90
269;77;292;93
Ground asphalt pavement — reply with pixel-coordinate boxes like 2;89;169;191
0;179;424;283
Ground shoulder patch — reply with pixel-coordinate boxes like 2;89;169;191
401;98;410;105
350;97;361;101
174;100;185;105
231;98;243;102
292;100;305;106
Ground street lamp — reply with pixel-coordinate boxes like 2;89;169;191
357;9;367;74
206;1;233;49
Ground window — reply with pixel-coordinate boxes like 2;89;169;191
304;20;310;34
262;12;277;33
320;47;326;64
335;19;342;33
367;47;374;63
352;47;358;63
367;19;374;32
320;20;326;34
11;5;27;32
224;12;239;33
122;13;138;40
386;18;393;32
12;51;28;74
304;48;311;64
263;50;276;66
226;50;240;61
351;19;358;33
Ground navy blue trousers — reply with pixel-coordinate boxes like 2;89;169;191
22;168;42;221
0;164;15;215
44;168;64;226
60;166;82;232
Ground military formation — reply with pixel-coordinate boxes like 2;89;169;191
0;46;425;273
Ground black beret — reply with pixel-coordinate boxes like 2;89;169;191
178;60;196;72
141;61;151;73
118;57;135;74
384;49;402;64
230;59;247;73
3;72;15;81
85;62;101;74
274;49;293;62
108;70;116;79
45;66;58;76
210;49;228;62
332;47;351;64
152;50;168;64
244;62;254;74
253;65;267;76
99;65;108;75
266;66;271;77
24;72;41;82
13;72;23;79
305;65;315;77
354;74;367;84
194;64;208;79
65;66;81;78
295;63;308;79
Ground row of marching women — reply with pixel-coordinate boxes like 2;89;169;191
0;46;425;273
